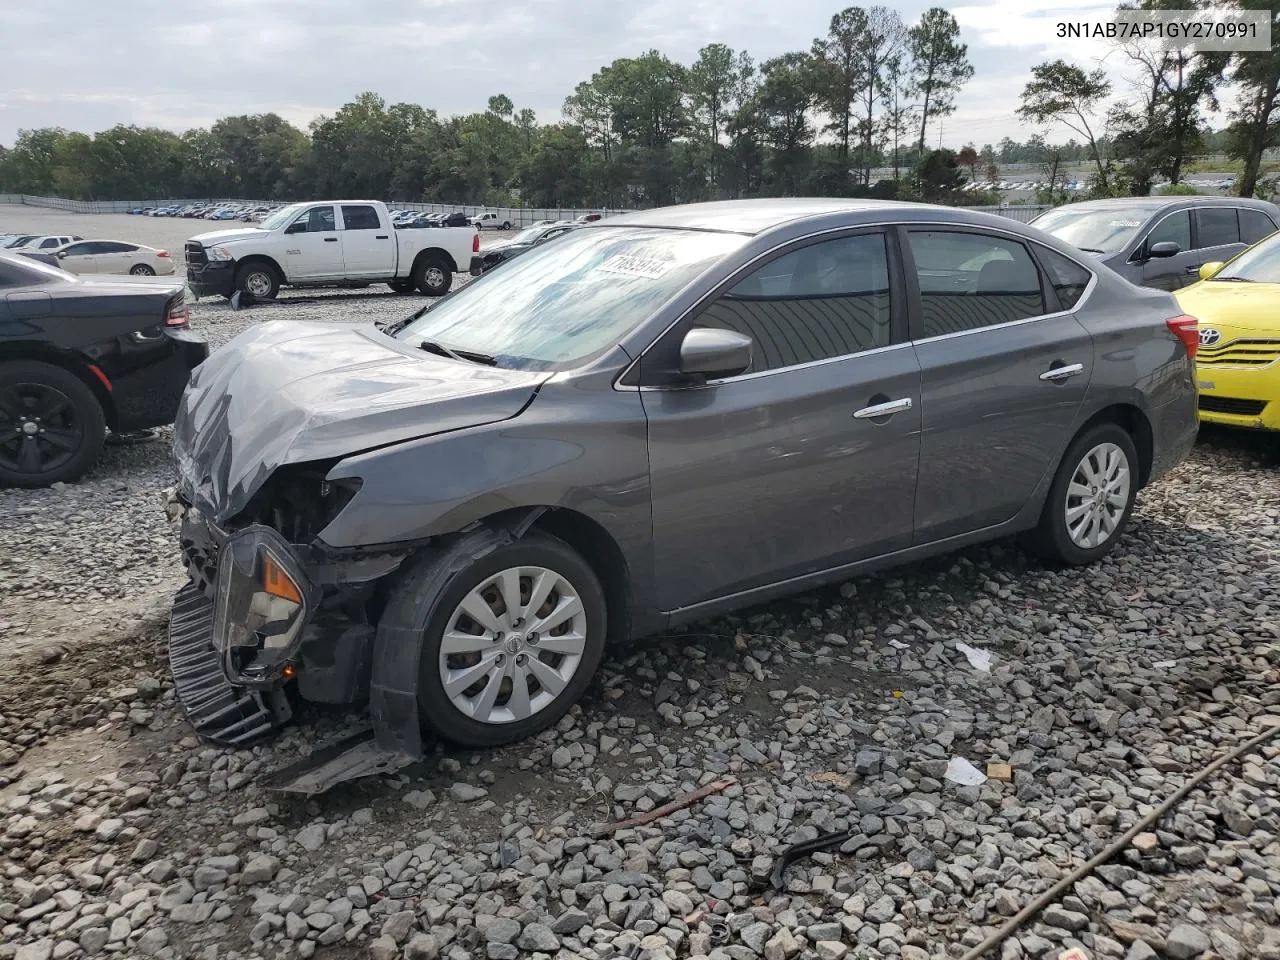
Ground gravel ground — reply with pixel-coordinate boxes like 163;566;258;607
3;206;1280;960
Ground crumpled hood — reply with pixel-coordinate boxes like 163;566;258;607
188;227;266;246
173;320;550;524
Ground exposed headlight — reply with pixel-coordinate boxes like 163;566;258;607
211;528;313;677
205;246;234;262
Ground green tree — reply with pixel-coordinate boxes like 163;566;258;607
880;53;915;179
1224;1;1280;197
1018;60;1113;193
689;43;753;195
755;52;817;194
856;6;907;186
908;8;973;152
811;7;868;175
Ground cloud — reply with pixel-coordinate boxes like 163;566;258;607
0;0;1239;150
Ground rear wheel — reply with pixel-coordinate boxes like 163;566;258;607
235;261;280;300
129;263;155;276
0;360;106;488
413;254;453;296
380;532;607;747
1030;423;1139;565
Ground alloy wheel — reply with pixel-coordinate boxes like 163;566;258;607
439;565;588;725
0;382;85;477
1064;441;1131;550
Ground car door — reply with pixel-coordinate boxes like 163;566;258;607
639;229;922;611
903;227;1094;544
56;241;105;274
93;241;135;274
1136;209;1196;290
339;204;391;277
1195;206;1246;272
283;205;344;280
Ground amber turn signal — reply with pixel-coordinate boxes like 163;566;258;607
261;555;302;604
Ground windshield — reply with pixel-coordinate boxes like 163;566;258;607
260;203;307;230
393;226;747;370
509;226;550;244
1031;206;1151;253
1212;232;1280;282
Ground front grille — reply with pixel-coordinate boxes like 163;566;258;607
1197;338;1280;367
184;241;207;267
1199;396;1267;416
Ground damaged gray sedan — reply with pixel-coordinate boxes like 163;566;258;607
167;198;1198;790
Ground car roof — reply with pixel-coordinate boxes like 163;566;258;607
1046;195;1278;214
596;198;1046;235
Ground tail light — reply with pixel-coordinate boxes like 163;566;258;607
156;249;170;258
1166;314;1199;360
166;296;190;328
473;232;480;253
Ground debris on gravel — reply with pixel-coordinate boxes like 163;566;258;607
2;277;1280;960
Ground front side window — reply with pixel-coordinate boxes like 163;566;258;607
908;231;1045;337
293;206;336;233
1197;208;1240;248
394;226;746;371
1144;210;1191;252
693;233;892;373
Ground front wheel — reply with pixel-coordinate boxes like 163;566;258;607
0;360;106;488
380;532;608;747
413;254;453;296
129;263;155;276
235;262;280;300
1030;423;1139;565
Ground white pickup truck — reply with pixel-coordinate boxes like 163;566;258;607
183;200;479;300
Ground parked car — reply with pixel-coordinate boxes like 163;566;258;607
576;212;603;223
1031;196;1280;291
164;198;1198;786
0;251;207;487
2;236;37;249
472;212;513;231
184;199;480;299
1176;230;1280;433
52;240;176;276
469;221;578;275
19;235;82;251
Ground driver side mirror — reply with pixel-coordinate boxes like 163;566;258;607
56;251;67;259
1199;261;1225;281
678;328;752;381
1147;241;1180;259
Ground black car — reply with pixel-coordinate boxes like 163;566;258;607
0;252;209;488
469;221;578;275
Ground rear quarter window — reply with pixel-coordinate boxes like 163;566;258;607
1035;247;1093;310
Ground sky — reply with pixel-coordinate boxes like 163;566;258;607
0;0;1227;150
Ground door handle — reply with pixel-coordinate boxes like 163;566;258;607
853;397;912;419
323;237;338;242
1184;265;1200;274
1040;362;1084;381
376;235;389;239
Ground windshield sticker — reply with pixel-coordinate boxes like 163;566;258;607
597;255;674;279
1109;220;1142;227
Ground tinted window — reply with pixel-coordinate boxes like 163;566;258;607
99;241;137;253
1198;207;1240;248
694;233;892;373
1036;247;1093;310
1238;208;1276;244
62;242;94;256
342;205;381;230
907;231;1045;337
293;206;335;233
1145;210;1190;251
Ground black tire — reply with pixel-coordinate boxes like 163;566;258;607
0;360;106;488
380;531;607;748
235;261;280;300
413;253;453;296
129;263;155;276
389;280;416;294
1029;422;1140;566
502;221;511;231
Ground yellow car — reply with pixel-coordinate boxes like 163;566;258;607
1176;232;1280;432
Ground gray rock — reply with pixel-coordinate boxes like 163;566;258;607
1166;925;1211;960
865;895;896;924
382;910;417;943
136;929;168;957
242;855;280;884
449;783;488;803
369;936;399;960
405;933;439;960
515;923;560;952
742;922;772;954
295;823;327;852
481;917;522;943
1042;905;1088;932
551;910;590;935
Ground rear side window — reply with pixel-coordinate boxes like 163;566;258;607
1036;247;1093;310
907;231;1046;337
1197;208;1240;247
342;205;381;230
1238;208;1276;244
694;232;892;373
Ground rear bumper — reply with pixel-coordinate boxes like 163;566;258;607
186;261;235;299
113;329;210;432
469;255;486;276
1195;365;1280;431
1148;386;1199;486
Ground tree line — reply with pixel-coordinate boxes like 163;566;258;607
2;0;1278;207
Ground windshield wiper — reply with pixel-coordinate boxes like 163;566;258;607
1075;247;1107;253
418;339;497;366
1212;275;1255;282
